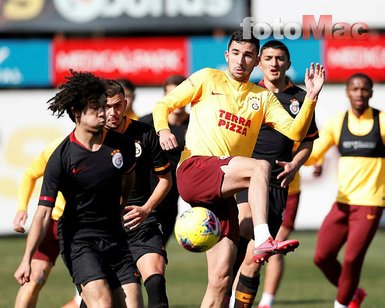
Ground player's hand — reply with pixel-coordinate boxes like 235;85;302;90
159;129;178;151
13;210;28;233
14;260;31;286
313;164;323;177
304;62;325;101
276;160;297;188
123;205;151;230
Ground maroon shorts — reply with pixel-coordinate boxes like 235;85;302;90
33;219;60;264
177;156;239;244
282;192;300;230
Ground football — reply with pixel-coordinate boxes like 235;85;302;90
174;207;221;252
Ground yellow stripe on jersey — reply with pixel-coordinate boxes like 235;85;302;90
17;137;66;221
153;68;317;165
307;108;385;207
154;162;171;173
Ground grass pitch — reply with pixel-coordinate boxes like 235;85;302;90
1;230;384;307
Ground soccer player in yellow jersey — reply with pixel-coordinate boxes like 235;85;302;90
153;29;325;307
13;138;81;308
308;73;384;308
231;40;318;308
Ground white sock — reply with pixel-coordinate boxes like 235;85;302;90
258;292;275;306
254;224;271;247
334;300;348;308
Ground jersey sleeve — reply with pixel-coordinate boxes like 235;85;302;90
305;113;343;165
17;138;63;211
264;91;317;142
153;68;207;133
39;148;64;208
146;126;171;175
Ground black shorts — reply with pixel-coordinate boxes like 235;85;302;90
126;217;168;264
237;185;288;238
62;238;140;293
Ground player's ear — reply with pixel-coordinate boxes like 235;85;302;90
224;50;229;63
286;60;291;70
255;56;260;67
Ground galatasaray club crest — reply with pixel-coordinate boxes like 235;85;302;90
249;96;260;111
111;149;123;169
135;142;143;158
289;99;300;115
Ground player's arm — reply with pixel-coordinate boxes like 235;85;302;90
153;69;204;150
14;147;51;233
305;114;340;166
124;171;172;230
276;140;313;188
14;204;53;285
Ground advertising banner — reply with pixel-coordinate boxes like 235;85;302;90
0;40;50;87
324;35;385;82
52;37;189;86
0;0;247;33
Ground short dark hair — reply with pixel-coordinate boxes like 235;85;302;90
117;78;136;95
346;73;373;89
260;40;291;61
47;70;105;122
163;75;186;92
104;79;125;98
228;29;260;54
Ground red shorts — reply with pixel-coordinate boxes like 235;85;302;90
33;219;60;264
282;192;300;230
177;156;239;244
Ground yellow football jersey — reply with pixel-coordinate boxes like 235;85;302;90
153;68;317;165
307;107;385;206
17;137;66;220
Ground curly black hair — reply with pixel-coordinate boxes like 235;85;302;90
47;70;105;122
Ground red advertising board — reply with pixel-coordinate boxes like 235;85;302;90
324;35;385;82
52;37;189;86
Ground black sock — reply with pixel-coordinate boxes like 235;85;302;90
233;273;260;308
232;236;249;280
144;274;169;308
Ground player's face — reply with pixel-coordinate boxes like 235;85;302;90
346;77;372;114
225;41;259;83
80;93;107;133
259;47;290;83
105;93;127;132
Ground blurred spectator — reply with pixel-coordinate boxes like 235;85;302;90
117;78;139;120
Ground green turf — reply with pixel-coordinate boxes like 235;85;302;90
1;230;384;307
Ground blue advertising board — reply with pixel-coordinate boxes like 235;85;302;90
189;36;321;84
0;40;50;87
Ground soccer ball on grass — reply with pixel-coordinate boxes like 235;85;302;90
174;207;221;252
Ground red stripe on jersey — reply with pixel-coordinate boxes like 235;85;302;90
39;196;55;202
